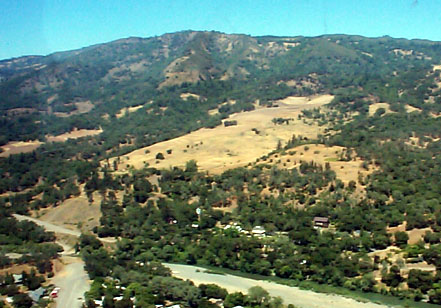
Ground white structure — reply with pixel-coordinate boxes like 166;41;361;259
252;226;266;237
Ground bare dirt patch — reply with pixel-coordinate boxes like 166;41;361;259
36;193;102;233
116;105;145;118
0;128;102;157
47;128;102;142
387;222;431;245
115;95;334;174
5;107;38;116
283;42;300;49
405;104;422;113
368;103;393;116
0;264;34;276
0;140;43;157
180;93;201;101
53;101;94;117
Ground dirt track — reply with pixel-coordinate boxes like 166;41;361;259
13;214;116;243
52;257;89;308
165;263;389;308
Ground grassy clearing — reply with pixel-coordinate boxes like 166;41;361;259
115;95;333;174
46;128;102;142
0;140;43;157
368;103;393;116
36;190;102;233
115;104;146;118
258;144;374;185
0;128;103;157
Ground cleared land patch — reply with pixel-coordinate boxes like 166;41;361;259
0;140;43;157
0;128;102;156
368;103;393;116
180;92;201;101
257;144;373;185
53;100;94;117
36;192;102;233
433;64;441;71
116;104;145;118
405;104;422;113
46;128;102;142
114;95;334;174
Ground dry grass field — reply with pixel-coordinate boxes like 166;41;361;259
115;104;146;118
257;144;373;185
114;95;334;174
36;191;102;233
53;100;94;117
368;103;393;116
0;140;43;157
0;128;102;156
46;128;102;142
387;221;432;245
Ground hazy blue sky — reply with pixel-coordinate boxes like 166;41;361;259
1;0;440;60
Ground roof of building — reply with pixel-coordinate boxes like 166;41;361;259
313;216;329;223
29;287;45;302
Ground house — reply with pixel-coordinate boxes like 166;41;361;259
313;217;329;228
29;287;45;302
12;274;23;284
252;226;266;237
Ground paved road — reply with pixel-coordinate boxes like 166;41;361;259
165;264;389;308
52;257;90;308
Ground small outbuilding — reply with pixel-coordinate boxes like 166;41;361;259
29;287;45;302
313;217;329;228
252;226;266;237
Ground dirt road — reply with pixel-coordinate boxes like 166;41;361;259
52;257;90;308
165;264;389;308
13;214;116;243
13;214;96;308
14;214;81;236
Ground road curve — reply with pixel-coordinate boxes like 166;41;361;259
12;214;116;243
13;214;81;237
165;264;389;308
13;214;92;308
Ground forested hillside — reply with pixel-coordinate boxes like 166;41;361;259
3;31;441;307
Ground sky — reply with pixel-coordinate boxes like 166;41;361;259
1;0;441;60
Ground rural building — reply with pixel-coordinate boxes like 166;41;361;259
29;287;45;302
12;274;23;284
252;225;266;237
313;217;329;228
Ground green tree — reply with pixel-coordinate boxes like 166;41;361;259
394;231;409;248
224;292;246;308
12;294;33;308
247;286;270;306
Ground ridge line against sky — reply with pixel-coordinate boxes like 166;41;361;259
1;0;441;60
